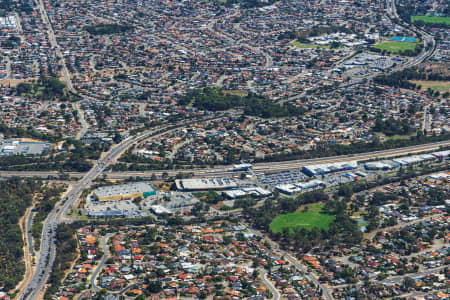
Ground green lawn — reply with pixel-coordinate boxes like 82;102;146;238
378;132;415;141
411;80;450;93
374;41;418;53
293;41;330;49
411;15;450;26
270;204;335;232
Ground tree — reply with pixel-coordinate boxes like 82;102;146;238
146;281;162;293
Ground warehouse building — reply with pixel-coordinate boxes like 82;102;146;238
93;182;157;201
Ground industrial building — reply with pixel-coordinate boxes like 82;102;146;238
93;182;156;201
302;161;358;176
175;178;237;191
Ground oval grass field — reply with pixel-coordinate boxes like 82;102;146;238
270;204;336;233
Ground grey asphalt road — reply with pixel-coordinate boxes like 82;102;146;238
261;269;280;300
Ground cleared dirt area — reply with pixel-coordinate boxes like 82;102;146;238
14;207;35;300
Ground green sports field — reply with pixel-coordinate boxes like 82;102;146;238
411;16;450;26
373;41;417;53
270;204;335;232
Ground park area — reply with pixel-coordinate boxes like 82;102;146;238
411;16;450;26
374;40;418;54
270;203;335;232
410;80;450;94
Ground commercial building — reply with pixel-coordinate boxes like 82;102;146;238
364;161;397;170
302;161;358;176
0;139;52;156
150;205;172;215
162;192;199;212
276;179;326;195
87;210;124;218
93;182;156;201
365;151;448;170
223;187;271;199
229;163;253;171
175;178;237;191
432;150;450;159
392;154;435;166
0;16;17;29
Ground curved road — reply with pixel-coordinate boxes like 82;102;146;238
261;270;280;300
91;233;114;291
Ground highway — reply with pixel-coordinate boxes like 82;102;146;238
20;115;225;299
386;0;436;68
20;125;174;299
3;139;449;180
18;0;443;297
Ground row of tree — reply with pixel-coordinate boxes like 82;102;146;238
373;117;415;136
84;24;134;35
256;131;450;163
247;190;362;252
0;178;42;291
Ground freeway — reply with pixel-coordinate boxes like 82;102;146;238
16;0;444;297
20;127;166;299
2;140;449;180
20;115;225;299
